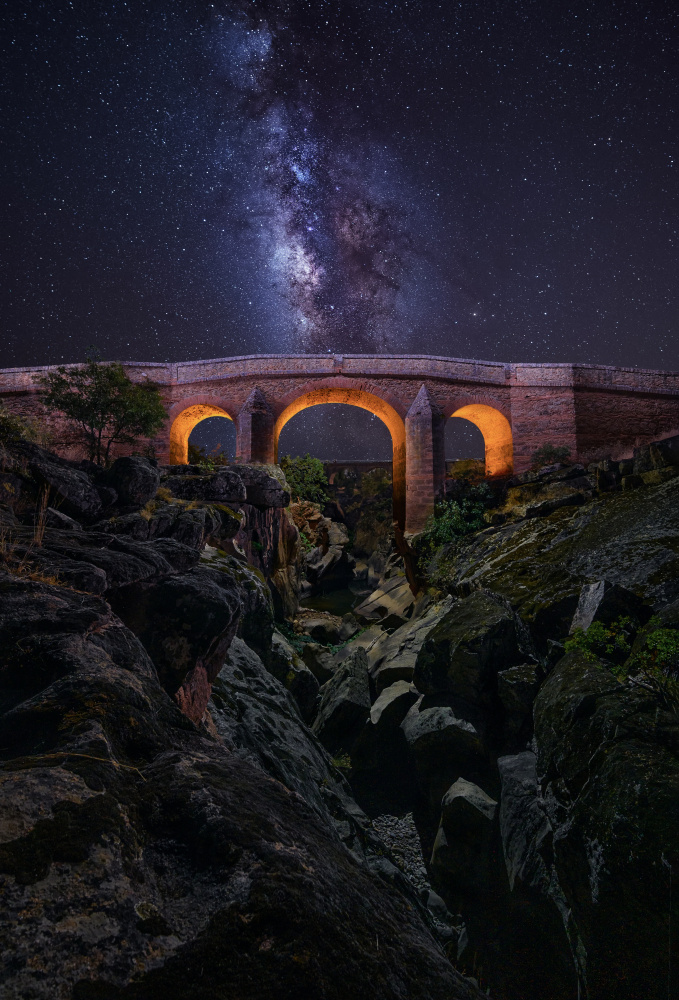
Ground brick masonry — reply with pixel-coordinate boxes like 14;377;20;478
2;353;678;532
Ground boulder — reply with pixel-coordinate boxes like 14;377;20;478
44;506;82;531
400;701;486;811
14;440;103;521
430;779;498;897
413;591;520;703
162;468;247;506
108;565;242;721
339;612;360;642
0;572;484;1000
353;575;415;625
305;543;355;591
370;680;420;728
301;642;336;684
304;616;341;645
268;630;320;723
106;455;160;507
569;579;648;633
347;680;421;818
312;647;371;754
368;596;455;693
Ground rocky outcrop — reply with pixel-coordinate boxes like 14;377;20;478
531;649;679;999
442;475;679;649
0;571;483;1000
312;647;371;755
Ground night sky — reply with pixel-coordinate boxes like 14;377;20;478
2;1;678;459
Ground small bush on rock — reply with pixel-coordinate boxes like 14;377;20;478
187;442;229;470
567;616;679;712
564;616;635;665
531;443;571;470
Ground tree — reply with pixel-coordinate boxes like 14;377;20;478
38;359;166;466
280;453;329;504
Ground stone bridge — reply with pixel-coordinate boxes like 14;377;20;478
2;353;678;532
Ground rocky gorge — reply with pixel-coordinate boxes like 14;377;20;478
1;434;679;999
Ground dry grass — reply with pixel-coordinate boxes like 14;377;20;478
33;486;50;546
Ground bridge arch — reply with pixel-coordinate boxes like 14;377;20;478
274;387;406;528
449;403;513;477
169;400;235;465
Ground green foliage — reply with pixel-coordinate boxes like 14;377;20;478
531;443;572;470
331;753;352;773
187;442;229;471
564;616;635;664
0;402;50;447
276;620;307;654
419;483;493;553
567;615;679;713
359;468;392;496
37;358;166;466
280;453;329;504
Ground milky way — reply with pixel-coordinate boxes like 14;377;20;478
2;1;678;371
210;2;419;352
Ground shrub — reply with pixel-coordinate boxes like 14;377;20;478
360;468;392;496
0;402;51;448
531;443;571;470
564;616;635;665
419;482;493;552
188;442;229;471
566;615;679;713
280;453;329;504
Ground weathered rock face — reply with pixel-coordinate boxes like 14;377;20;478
532;649;679;999
267;630;320;722
7;439;106;521
161;467;247;505
235;503;303;619
367;596;455;693
0;572;483;1000
312;647;371;755
443;475;679;649
105;455;160;507
413;591;521;706
108;566;242;723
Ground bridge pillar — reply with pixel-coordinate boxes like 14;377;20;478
405;385;446;534
236;388;275;464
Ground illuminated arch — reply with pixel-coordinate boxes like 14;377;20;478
275;387;406;528
169;403;234;465
450;403;513;476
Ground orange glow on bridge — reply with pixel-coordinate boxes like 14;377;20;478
450;403;513;476
274;387;407;526
169;403;233;465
